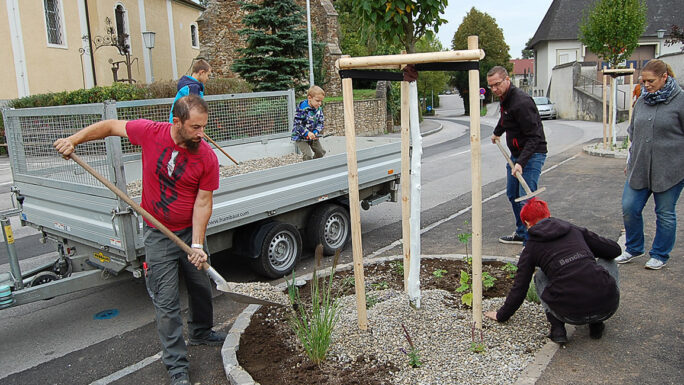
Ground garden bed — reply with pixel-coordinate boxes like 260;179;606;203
237;257;547;385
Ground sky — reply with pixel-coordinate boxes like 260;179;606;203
435;0;554;59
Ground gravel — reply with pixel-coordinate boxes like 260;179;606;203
126;152;303;197
279;289;547;385
222;281;291;306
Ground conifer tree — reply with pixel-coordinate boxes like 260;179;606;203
231;0;309;91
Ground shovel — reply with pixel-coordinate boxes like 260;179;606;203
204;134;239;165
494;139;546;202
68;152;282;306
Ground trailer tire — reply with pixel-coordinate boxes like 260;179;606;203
251;222;302;278
307;203;351;255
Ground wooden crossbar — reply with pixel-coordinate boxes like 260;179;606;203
337;50;485;70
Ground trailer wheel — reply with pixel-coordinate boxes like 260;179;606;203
251;222;302;278
307;203;351;255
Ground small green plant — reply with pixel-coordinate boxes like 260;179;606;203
502;262;518;279
286;246;341;365
480;106;487;116
400;323;422;368
366;293;379;309
469;322;486;353
621;137;629;150
341;276;355;288
526;280;541;304
432;269;448;278
482;272;497;290
370;281;389;290
390;260;404;276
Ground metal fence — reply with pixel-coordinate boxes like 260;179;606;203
2;90;295;189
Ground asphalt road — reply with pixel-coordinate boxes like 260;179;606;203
0;95;607;384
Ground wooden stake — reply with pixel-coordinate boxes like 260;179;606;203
341;69;368;330
337;50;484;69
468;36;483;330
602;74;607;149
608;76;615;147
628;62;634;125
400;79;411;291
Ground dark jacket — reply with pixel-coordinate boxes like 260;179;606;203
627;82;684;192
496;217;620;322
291;99;325;141
169;76;205;122
493;84;547;167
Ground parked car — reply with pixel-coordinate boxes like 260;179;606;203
533;96;557;119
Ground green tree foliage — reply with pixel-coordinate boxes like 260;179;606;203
415;31;448;110
579;0;646;68
450;7;512;115
336;0;401;57
521;37;534;59
354;0;448;53
231;0;309;92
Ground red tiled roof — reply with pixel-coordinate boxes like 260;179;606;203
510;59;534;75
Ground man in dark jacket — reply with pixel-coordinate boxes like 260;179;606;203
488;66;548;244
485;198;621;344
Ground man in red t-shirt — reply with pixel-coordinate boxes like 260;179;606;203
54;95;220;385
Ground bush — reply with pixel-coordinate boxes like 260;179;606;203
0;78;252;155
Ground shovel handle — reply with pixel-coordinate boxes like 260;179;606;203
69;153;220;274
494;139;533;195
204;134;239;165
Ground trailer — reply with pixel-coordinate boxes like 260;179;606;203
1;90;401;308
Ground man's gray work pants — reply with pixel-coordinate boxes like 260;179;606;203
143;225;214;376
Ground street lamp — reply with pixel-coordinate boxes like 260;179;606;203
656;28;666;57
142;31;156;82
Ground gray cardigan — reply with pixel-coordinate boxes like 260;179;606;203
627;83;684;192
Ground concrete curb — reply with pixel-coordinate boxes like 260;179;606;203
221;253;563;385
582;143;628;159
421;121;443;137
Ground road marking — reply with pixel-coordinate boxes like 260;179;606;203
367;152;580;259
89;312;237;384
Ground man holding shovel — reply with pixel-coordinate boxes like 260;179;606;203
54;94;223;385
488;66;548;245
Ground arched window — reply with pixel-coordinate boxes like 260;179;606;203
114;4;131;54
191;24;199;48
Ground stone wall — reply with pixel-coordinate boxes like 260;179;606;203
323;98;387;136
197;0;342;96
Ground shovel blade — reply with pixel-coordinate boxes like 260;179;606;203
214;282;284;306
514;187;546;202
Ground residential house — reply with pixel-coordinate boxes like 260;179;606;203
509;59;535;92
1;0;205;100
527;0;683;96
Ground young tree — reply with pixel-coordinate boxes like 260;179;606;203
450;7;512;115
415;31;449;110
354;0;448;54
231;0;309;92
579;0;647;68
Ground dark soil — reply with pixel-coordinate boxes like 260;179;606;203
238;258;515;385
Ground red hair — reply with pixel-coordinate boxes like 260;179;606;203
520;198;550;226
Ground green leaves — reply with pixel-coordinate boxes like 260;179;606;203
579;0;647;67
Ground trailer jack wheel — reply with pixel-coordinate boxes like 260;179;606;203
27;271;59;288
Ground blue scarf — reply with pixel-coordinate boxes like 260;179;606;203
642;76;677;105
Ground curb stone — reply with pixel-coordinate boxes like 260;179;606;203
222;253;563;385
582;143;628;159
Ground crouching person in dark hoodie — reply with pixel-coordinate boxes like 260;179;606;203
485;198;620;343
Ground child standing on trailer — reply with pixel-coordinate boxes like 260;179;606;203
292;86;327;160
169;59;212;122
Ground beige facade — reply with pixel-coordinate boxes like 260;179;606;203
1;0;204;100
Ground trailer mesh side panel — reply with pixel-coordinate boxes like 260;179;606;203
115;92;292;154
8;113;110;187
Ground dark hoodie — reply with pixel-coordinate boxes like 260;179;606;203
496;217;620;322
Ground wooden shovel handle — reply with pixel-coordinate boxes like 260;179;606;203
494;139;533;195
204;134;239;165
68;153;214;273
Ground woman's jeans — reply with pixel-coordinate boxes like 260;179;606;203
622;178;684;263
507;153;546;241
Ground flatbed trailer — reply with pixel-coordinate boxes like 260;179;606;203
1;90;400;308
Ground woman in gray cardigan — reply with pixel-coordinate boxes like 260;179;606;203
616;60;684;270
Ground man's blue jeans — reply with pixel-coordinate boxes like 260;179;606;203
622;178;684;263
506;153;546;241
